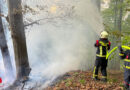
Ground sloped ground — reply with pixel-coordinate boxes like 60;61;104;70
2;70;124;90
46;70;124;90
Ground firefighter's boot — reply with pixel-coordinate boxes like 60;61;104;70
93;76;100;81
124;84;129;90
101;78;107;82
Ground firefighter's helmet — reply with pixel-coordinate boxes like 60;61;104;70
100;31;108;39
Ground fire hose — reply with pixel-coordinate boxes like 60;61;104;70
106;45;130;59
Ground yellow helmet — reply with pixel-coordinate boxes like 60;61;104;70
100;31;108;39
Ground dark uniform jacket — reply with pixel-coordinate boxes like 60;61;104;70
119;50;130;69
93;38;111;78
95;38;111;58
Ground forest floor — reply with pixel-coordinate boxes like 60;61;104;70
46;70;124;90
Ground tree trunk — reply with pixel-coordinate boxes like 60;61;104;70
110;0;124;70
0;6;14;80
92;0;100;11
108;0;121;70
114;0;118;30
96;0;101;10
7;0;31;81
118;0;123;41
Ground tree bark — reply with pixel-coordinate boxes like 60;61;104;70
110;0;124;70
0;6;14;80
7;0;31;81
118;0;123;41
114;0;118;30
108;0;121;70
92;0;100;11
97;0;101;10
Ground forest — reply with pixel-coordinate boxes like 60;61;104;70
0;0;129;90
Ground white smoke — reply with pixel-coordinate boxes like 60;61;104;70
0;0;103;89
23;0;103;88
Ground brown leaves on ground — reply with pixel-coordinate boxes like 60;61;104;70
46;70;124;90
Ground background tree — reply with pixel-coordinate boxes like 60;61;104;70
7;0;31;82
102;0;130;69
0;2;14;80
92;0;101;10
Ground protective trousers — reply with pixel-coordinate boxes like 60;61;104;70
93;57;108;79
124;69;130;89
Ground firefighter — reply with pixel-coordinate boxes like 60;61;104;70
118;45;130;89
93;31;111;82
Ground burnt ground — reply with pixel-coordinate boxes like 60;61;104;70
45;70;124;90
2;70;124;90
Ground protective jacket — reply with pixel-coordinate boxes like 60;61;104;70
95;38;111;58
119;50;130;69
119;47;130;89
93;38;111;80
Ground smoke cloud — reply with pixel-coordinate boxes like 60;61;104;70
23;0;103;88
0;0;103;89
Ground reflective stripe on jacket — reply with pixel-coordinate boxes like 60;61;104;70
95;38;111;58
119;50;130;69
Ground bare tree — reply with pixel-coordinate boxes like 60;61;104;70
114;0;118;30
92;0;101;10
109;0;124;70
118;0;123;38
7;0;31;82
0;3;14;80
114;0;123;40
